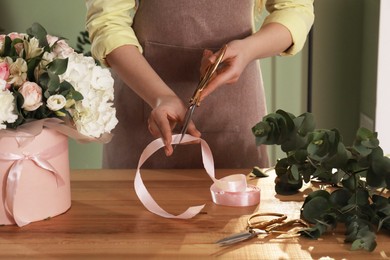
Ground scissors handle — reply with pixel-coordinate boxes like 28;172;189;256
190;44;228;106
247;212;287;230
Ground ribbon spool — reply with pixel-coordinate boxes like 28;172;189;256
134;134;260;219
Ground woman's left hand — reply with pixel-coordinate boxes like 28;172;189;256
199;39;252;101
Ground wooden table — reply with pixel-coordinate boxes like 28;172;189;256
1;169;389;259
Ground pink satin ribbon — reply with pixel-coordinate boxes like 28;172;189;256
134;134;260;219
0;139;67;226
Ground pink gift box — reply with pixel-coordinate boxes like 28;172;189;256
0;128;71;226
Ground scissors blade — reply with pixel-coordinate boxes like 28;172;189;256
173;104;196;149
216;231;256;246
216;229;267;246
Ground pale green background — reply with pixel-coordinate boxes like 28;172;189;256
0;0;380;169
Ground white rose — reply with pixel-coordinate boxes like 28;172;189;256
18;81;43;111
0;90;18;129
47;94;66;111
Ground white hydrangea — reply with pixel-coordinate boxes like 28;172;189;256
0;90;18;129
60;52;118;138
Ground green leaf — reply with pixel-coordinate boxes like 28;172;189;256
290;164;300;181
301;196;331;223
2;36;12;56
353;128;379;157
295;112;315;136
58;80;73;93
252;121;272;145
47;72;60;93
26;56;41;82
249;166;269;178
342;174;359;191
300;222;329;239
348;188;369;207
69;90;83;101
38;72;50;91
329;188;351;208
274;174;302;195
302;189;331;208
378;215;390;232
47;58;68;75
26;22;49;49
351;237;377;252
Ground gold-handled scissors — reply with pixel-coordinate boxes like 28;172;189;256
174;45;228;148
216;213;310;246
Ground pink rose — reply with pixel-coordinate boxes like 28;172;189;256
7;32;26;41
7;33;26;55
46;35;74;58
0;62;10;79
0;62;10;90
19;81;43;111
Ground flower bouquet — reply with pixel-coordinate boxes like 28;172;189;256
0;23;118;226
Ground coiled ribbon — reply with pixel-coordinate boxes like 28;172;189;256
0;140;67;227
134;134;260;219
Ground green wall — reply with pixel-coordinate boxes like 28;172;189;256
311;0;379;145
360;0;380;120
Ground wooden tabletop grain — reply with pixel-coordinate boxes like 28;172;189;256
1;169;389;259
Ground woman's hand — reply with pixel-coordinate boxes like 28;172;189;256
199;39;252;101
199;23;293;101
147;94;201;156
106;45;201;156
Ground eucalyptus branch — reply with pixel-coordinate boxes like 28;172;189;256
252;109;390;252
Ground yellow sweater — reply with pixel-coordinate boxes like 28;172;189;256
85;0;314;66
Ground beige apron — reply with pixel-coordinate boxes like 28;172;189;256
104;0;269;169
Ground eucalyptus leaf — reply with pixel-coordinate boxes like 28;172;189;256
351;237;377;252
300;222;328;239
377;215;390;231
301;196;331;223
302;189;330;208
70;90;83;101
47;72;60;93
249;166;269;178
47;58;68;75
290;164;300;181
348;188;369;207
26;22;49;50
295;112;315;136
27;57;41;82
342;174;358;191
2;36;12;56
329;188;351;208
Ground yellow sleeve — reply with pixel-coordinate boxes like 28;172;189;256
263;0;315;56
85;0;142;66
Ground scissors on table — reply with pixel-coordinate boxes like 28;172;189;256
174;44;228;148
216;213;310;246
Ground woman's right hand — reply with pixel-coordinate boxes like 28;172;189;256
106;45;201;156
147;94;201;156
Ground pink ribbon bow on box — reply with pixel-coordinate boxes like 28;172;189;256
0;140;67;226
134;134;261;219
